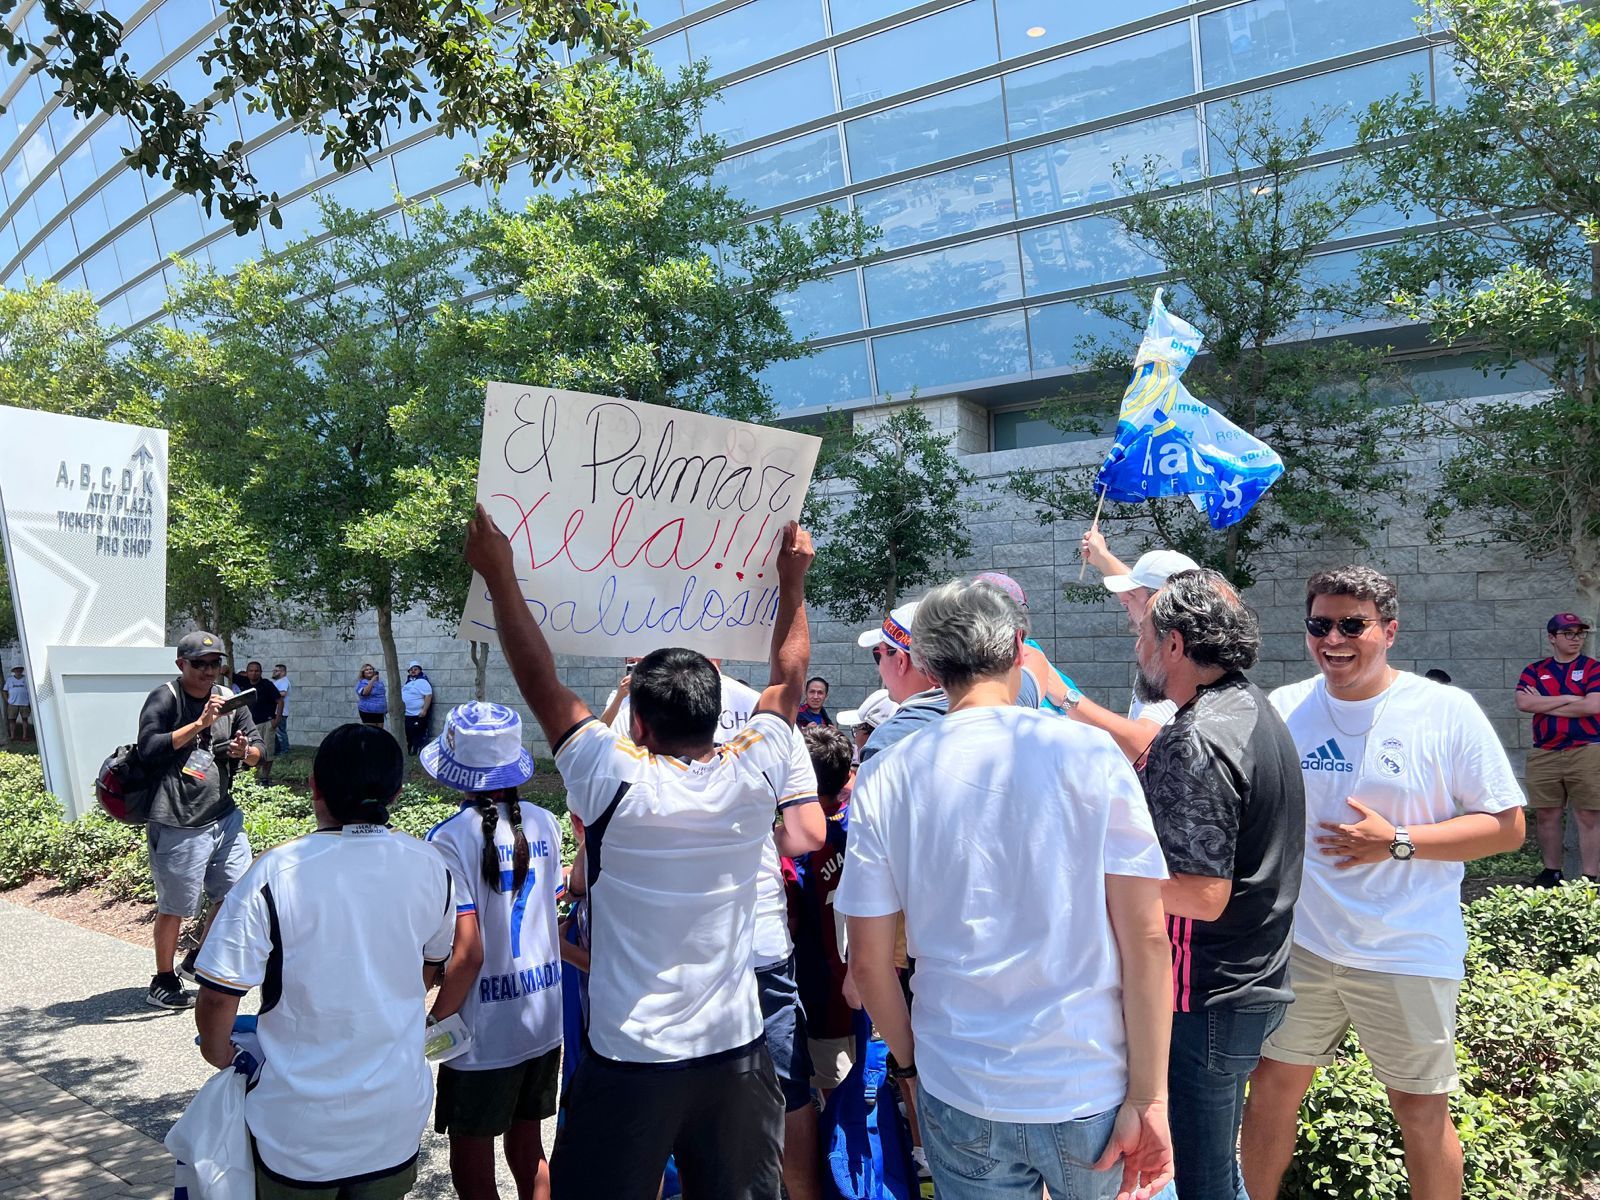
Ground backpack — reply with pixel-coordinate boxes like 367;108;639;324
98;682;223;825
822;1012;917;1200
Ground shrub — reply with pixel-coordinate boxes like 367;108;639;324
1464;842;1542;879
1463;881;1600;976
1526;1068;1600;1184
1286;1049;1406;1199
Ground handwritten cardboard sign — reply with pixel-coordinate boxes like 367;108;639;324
457;384;821;659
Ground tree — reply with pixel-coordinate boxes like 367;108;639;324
166;197;481;740
0;0;644;232
802;405;979;624
1013;99;1403;587
1360;0;1600;614
448;62;876;424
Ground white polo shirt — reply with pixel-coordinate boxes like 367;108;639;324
610;676;817;967
195;825;455;1185
557;711;794;1063
427;801;565;1070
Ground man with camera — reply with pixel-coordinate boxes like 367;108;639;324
136;630;263;1010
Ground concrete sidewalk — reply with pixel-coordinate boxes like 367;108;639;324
0;897;546;1198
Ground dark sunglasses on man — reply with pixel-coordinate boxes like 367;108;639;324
871;646;899;663
1304;616;1385;639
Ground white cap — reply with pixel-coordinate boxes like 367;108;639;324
856;602;919;651
839;689;898;729
1103;550;1200;594
407;660;423;669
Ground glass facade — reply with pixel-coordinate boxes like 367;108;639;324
1;0;1441;421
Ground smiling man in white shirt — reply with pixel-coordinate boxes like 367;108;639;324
1239;565;1525;1200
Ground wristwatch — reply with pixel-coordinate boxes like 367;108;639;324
1388;826;1415;861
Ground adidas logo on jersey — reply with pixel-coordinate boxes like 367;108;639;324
1301;738;1355;773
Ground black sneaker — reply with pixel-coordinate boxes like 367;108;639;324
147;972;195;1010
176;948;199;983
1533;868;1564;888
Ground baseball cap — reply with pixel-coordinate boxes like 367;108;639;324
856;602;919;651
407;660;424;669
1103;550;1200;594
1548;613;1592;634
839;689;898;729
421;702;536;793
975;572;1027;608
176;631;223;660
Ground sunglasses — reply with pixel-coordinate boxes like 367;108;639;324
871;646;899;663
1304;616;1384;639
187;658;223;671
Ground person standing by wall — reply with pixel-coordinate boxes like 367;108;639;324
1515;613;1600;884
403;661;435;756
270;663;291;755
4;663;31;742
239;661;281;785
356;662;387;726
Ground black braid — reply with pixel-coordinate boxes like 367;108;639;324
473;794;501;890
505;790;530;894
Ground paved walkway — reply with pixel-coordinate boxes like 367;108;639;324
0;897;547;1198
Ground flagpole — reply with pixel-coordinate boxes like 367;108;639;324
1079;486;1107;581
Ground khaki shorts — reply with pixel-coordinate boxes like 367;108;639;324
809;1035;857;1092
1526;743;1600;810
1261;944;1460;1095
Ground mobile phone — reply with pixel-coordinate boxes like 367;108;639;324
622;663;634;677
217;688;256;715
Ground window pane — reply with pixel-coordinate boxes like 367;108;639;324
1278;158;1424;237
114;219;160;280
993;408;1094;449
1012;109;1200;220
203;228;265;275
716;127;845;211
687;0;826;79
845;79;1006;183
1205;51;1427;166
828;0;918;34
322;157;400;214
643;31;691;78
1199;0;1420;88
120;267;171;326
865;232;1022;325
704;54;835;146
1019;214;1161;294
1027;296;1136;369
995;0;1181;60
150;193;206;258
873;310;1028;394
637;0;683;27
41;221;80;277
856;156;1014;251
391;132;472;198
248;130;320;196
59;140;101;205
778;269;863;339
1004;22;1194;142
836;2;999;109
761;341;872;411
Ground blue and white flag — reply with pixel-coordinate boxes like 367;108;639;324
1094;290;1283;529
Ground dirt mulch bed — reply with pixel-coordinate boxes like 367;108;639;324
1;878;157;947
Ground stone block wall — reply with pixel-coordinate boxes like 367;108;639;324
229;391;1584;776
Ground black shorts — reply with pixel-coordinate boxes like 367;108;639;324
551;1040;782;1200
358;711;385;726
435;1048;561;1138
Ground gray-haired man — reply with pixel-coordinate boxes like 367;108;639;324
838;578;1175;1200
1133;570;1304;1200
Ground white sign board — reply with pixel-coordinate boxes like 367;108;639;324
0;407;168;812
458;385;820;660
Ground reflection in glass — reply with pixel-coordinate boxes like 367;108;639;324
836;2;999;109
1205;51;1427;166
703;54;835;147
778;270;864;340
1012;110;1200;220
716;127;845;211
1198;0;1420;88
865;231;1022;326
856;156;1014;251
1019;215;1161;295
687;0;826;79
1027;295;1137;369
873;310;1028;394
761;341;872;410
995;0;1182;60
1004;23;1193;142
845;80;1006;183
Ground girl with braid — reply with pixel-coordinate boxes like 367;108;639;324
424;703;565;1200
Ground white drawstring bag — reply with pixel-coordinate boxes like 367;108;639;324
166;1051;256;1200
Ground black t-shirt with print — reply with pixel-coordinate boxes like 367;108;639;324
1139;673;1305;1011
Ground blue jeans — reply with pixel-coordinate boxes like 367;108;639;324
917;1085;1177;1200
274;716;289;756
1168;1003;1287;1200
